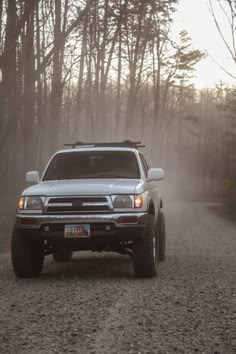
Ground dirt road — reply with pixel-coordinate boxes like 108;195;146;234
0;202;235;354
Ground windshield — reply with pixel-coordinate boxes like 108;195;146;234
43;151;140;181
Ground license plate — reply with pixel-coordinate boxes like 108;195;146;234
64;224;90;238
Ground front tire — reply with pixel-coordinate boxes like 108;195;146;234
158;211;166;261
52;250;73;262
11;227;44;278
133;215;158;277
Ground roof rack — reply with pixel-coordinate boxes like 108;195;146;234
64;140;145;149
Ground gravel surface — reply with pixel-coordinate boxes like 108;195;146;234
0;202;235;354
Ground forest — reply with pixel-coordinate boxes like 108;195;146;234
0;0;235;208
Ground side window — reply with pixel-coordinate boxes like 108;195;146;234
139;153;148;178
141;153;150;172
142;155;150;172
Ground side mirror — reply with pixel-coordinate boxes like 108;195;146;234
147;168;164;182
26;171;39;184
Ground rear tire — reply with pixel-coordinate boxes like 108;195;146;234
158;211;166;261
133;215;158;277
11;227;44;278
52;250;73;262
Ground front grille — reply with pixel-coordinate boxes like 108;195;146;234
49;197;107;203
46;206;109;212
45;196;112;214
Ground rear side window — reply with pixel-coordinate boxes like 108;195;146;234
43;151;140;180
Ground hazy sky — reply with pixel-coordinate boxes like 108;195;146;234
174;0;236;88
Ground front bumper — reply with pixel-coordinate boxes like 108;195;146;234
15;212;149;241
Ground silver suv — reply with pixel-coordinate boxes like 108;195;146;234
11;141;166;278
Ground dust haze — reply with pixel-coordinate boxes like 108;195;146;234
1;1;235;209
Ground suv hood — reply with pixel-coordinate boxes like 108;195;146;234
22;179;141;196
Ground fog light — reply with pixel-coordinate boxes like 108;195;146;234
118;216;138;224
20;218;37;226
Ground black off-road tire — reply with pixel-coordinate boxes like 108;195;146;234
52;250;73;262
133;215;158;277
158;211;166;261
11;227;44;278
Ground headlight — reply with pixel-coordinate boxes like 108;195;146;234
18;196;45;210
111;194;146;209
112;195;133;208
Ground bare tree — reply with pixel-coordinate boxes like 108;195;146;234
209;0;236;78
209;0;236;207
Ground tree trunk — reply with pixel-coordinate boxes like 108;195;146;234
35;0;43;168
0;0;17;153
50;0;62;153
0;0;3;42
23;0;36;171
116;9;122;133
97;0;108;137
75;10;88;135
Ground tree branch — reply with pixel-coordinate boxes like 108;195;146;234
209;0;236;63
35;0;94;81
208;51;236;79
